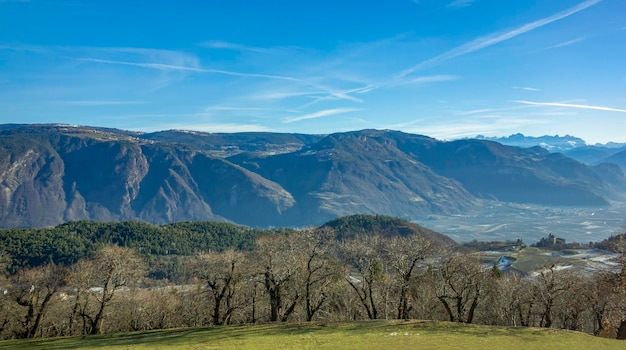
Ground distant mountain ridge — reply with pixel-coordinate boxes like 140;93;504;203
475;133;587;152
477;133;626;172
1;124;625;228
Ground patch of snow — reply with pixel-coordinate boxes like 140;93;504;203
539;142;553;150
567;140;579;147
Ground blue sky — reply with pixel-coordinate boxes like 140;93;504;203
1;0;625;143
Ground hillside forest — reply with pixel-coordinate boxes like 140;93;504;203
1;215;626;340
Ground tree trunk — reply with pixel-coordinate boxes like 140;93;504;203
616;320;626;340
27;292;54;338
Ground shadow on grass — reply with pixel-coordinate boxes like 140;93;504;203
0;320;615;349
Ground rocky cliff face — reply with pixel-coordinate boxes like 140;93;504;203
0;138;66;227
0;125;295;228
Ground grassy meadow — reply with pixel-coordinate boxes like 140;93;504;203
0;320;622;350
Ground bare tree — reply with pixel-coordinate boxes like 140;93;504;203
341;235;388;320
383;234;431;319
301;229;340;321
9;264;64;338
109;287;184;332
65;259;98;335
585;271;623;337
68;245;145;335
532;265;571;328
431;253;490;323
254;234;303;322
483;273;528;327
556;273;595;332
191;249;247;325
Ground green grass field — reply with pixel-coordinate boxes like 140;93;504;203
0;320;623;350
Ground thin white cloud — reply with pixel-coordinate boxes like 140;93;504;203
410;75;458;83
283;108;361;123
447;0;474;8
330;85;374;100
76;57;204;72
512;86;541;91
77;57;307;83
78;53;374;105
298;84;377;109
457;105;532;116
53;100;148;106
0;43;50;54
546;36;588;49
62;46;201;72
515;100;626;113
397;0;601;78
8;42;378;108
204;106;269;112
249;90;326;101
200;40;268;53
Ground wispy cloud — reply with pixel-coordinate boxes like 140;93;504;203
77;57;307;82
447;0;474;8
515;100;626;113
64;46;202;74
78;51;377;106
200;40;268;53
397;0;601;78
457;105;533;116
298;84;377;109
546;36;588;49
53;100;148;106
203;106;270;112
77;57;205;72
410;75;458;83
512;86;541;91
0;43;48;53
248;90;327;101
283;108;361;123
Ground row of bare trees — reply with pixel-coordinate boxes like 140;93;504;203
1;230;626;340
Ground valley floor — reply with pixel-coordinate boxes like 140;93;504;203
417;201;626;243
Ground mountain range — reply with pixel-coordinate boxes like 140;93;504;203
479;133;626;171
475;133;588;152
1;124;625;229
